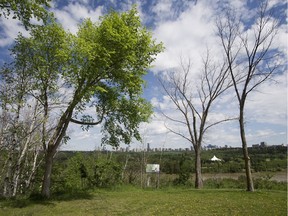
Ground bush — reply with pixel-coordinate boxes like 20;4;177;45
173;172;192;186
203;174;287;191
173;154;193;186
90;159;122;188
204;178;245;189
51;153;122;192
253;174;287;191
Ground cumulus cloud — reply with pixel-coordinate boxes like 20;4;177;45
146;0;287;148
52;2;103;34
0;0;286;150
0;16;28;47
246;73;287;126
152;1;217;71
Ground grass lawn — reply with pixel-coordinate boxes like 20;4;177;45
0;187;286;216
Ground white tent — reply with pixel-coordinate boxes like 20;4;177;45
210;155;221;161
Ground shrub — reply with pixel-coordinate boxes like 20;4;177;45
203;176;286;191
173;172;192;186
90;158;122;188
253;174;287;191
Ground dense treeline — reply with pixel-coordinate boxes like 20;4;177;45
0;145;286;196
54;145;287;174
45;145;287;191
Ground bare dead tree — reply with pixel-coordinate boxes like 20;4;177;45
158;53;234;189
216;1;280;192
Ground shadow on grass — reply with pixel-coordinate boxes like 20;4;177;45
0;190;94;209
0;196;55;209
50;189;94;201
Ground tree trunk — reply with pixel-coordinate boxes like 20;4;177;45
194;147;203;189
3;156;13;198
239;107;254;192
26;148;41;191
41;147;54;198
12;113;37;197
40;104;74;198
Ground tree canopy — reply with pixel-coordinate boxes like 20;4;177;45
11;8;162;148
4;7;163;197
0;0;51;28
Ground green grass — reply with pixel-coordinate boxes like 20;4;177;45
0;187;287;216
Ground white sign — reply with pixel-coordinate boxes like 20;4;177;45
146;164;160;173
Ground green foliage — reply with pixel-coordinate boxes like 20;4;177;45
201;146;287;173
3;8;163;197
10;20;71;113
10;8;162;150
203;175;287;191
52;153;122;192
0;0;51;29
204;177;246;189
60;153;92;191
253;174;287;191
51;146;287;190
173;153;193;186
91;156;122;188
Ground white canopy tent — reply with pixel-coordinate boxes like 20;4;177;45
210;155;222;161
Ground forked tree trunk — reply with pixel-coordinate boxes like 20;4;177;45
239;108;254;192
41;104;74;198
194;147;203;189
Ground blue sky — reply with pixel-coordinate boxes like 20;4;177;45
0;0;287;151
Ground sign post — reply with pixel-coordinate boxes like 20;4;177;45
146;164;160;188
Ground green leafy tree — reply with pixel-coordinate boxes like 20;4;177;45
10;8;163;198
0;0;51;29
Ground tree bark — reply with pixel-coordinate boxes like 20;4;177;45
41;147;54;198
3;156;13;198
12;108;38;197
26;148;41;191
239;105;254;192
194;146;203;189
41;103;75;198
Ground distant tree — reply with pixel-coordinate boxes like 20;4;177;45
10;8;162;198
0;0;51;29
158;54;233;189
216;1;281;191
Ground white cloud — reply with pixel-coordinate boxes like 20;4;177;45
59;0;287;150
152;0;228;72
246;73;287;126
151;0;173;22
52;3;103;34
1;0;285;151
146;0;287;149
0;16;28;47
